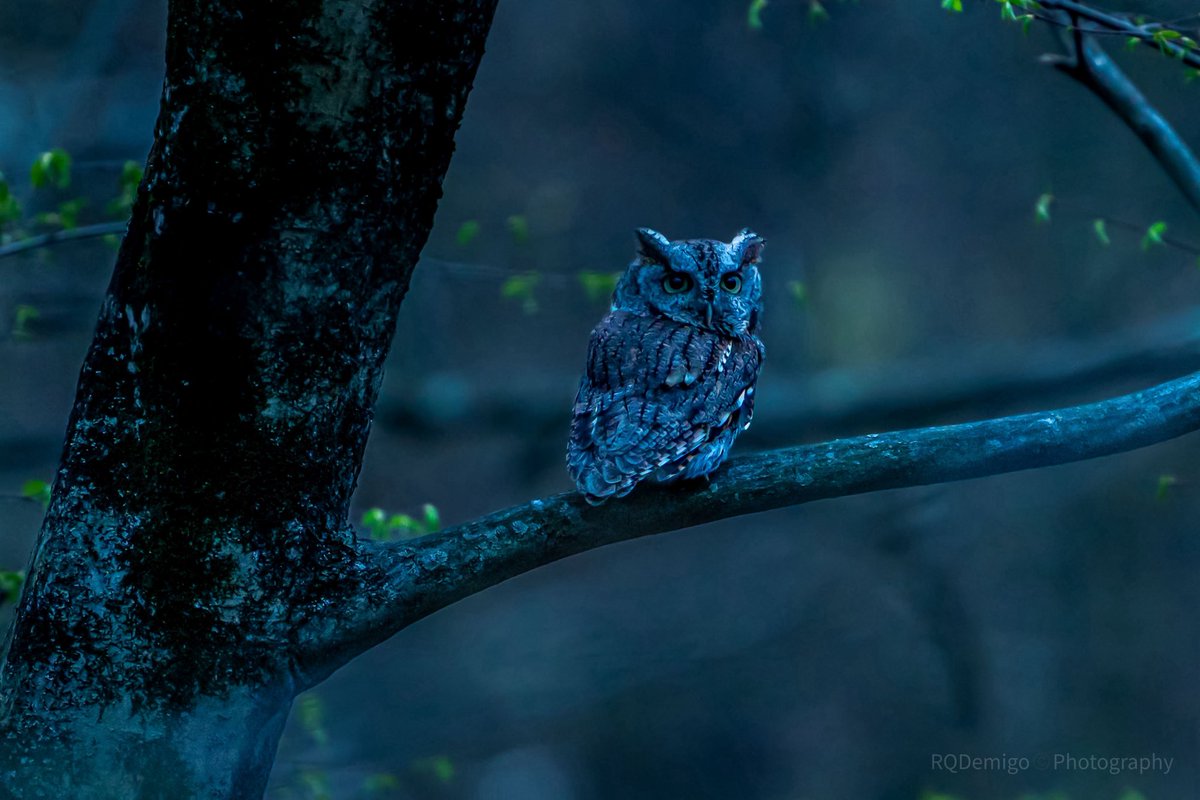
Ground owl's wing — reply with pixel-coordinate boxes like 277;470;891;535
568;311;763;504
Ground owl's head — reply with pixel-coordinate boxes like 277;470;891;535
613;228;765;336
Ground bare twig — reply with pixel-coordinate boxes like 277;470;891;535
0;222;126;261
1042;24;1200;213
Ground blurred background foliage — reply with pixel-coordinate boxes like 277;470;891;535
1;0;1199;798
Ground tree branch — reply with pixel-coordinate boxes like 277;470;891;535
1032;0;1200;71
297;368;1200;682
378;307;1200;440
0;222;126;260
1042;18;1200;213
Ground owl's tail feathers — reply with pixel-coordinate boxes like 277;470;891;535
583;491;608;507
568;451;641;506
574;464;638;506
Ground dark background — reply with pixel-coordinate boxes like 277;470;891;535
1;1;1199;798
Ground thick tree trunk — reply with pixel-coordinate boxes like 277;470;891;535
0;1;496;796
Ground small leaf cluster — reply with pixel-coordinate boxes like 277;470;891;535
749;0;846;29
500;271;541;314
449;217;804;316
361;503;441;541
454;214;529;248
0;150;142;244
282;692;410;798
1033;194;1190;266
939;2;1049;37
279;691;452;798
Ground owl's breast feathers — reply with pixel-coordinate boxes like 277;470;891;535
567;310;764;505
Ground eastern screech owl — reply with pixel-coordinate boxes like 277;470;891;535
567;227;766;505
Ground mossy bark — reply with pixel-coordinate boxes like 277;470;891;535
0;1;496;797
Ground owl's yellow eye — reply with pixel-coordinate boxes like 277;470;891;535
721;273;743;293
662;273;693;294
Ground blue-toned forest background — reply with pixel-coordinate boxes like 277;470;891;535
1;1;1198;798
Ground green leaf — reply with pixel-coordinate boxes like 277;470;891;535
1092;218;1110;246
30;148;72;190
422;503;441;532
808;0;828;23
388;513;417;533
1034;192;1053;224
501;271;540;314
119;160;143;192
57;198;85;230
12;305;40;341
1118;790;1149;800
1142;220;1167;250
747;0;768;30
297;770;331;800
0;174;19;226
362;773;401;794
506;214;530;244
578;270;621;302
364;504;439;540
941;0;963;12
1152;28;1186;57
108;161;144;219
1156;474;1179;500
296;693;329;747
412;756;455;784
1126;36;1141;51
455;219;481;246
787;279;808;307
362;507;391;539
20;479;51;509
0;571;24;606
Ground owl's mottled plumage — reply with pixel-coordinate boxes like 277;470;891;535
567;228;766;504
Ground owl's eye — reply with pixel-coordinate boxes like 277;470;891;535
662;273;693;294
721;273;743;293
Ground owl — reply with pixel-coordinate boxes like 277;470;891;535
567;227;766;505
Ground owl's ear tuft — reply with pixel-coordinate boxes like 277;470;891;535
635;228;672;264
730;228;764;266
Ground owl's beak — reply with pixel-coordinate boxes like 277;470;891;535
704;301;714;328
